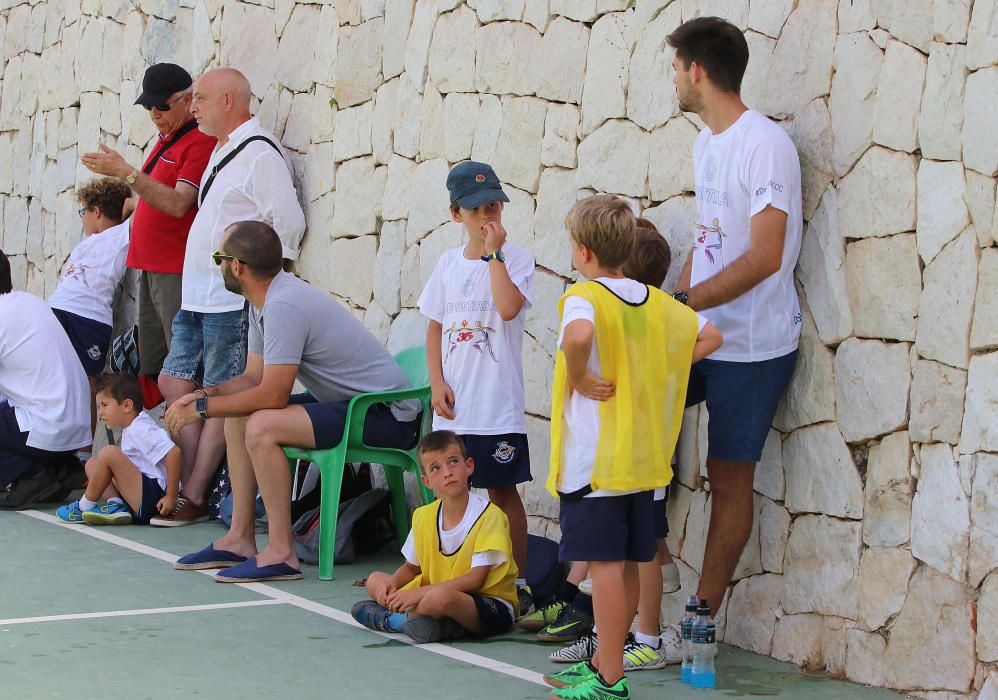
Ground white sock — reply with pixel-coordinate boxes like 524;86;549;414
78;496;97;511
107;497;124;506
516;578;527;588
636;631;661;648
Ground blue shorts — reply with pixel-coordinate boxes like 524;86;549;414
460;433;531;489
685;351;797;462
161;308;248;388
289;394;419;450
653;493;668;540
472;594;515;637
558;491;657;563
52;308;112;377
130;473;166;525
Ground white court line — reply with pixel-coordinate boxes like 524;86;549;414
0;599;284;626
20;510;547;687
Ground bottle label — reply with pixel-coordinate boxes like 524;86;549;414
693;626;716;644
681;619;694;639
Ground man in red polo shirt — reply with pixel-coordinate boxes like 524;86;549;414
82;63;217;384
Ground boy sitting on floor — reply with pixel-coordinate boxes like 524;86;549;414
57;373;181;525
352;430;518;644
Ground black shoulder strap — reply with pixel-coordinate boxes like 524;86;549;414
141;120;199;176
198;135;282;206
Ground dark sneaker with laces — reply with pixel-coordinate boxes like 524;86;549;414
549;629;598;663
149;495;208;526
517;584;535;618
403;614;466;643
518;599;568;632
537;604;595;643
351;600;400;632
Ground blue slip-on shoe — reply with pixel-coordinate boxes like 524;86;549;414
82;500;133;526
56;500;89;523
214;556;303;583
174;543;249;571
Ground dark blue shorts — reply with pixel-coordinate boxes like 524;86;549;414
472;594;515;637
0;401;69;484
685;351;797;462
558;491;657;563
460;433;531;489
52;308;112;377
130;473;166;525
653;494;668;540
289;394;419;451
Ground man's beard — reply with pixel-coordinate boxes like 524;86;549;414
222;267;242;295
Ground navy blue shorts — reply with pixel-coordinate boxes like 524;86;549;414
52;308;112;377
130;473;166;525
289;394;419;451
558;491;657;563
472;594;515;637
0;401;69;484
653;494;668;540
460;433;531;489
685;351;797;462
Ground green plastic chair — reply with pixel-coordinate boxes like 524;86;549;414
284;346;436;581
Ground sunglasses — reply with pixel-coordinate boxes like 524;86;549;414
78;207;88;218
211;250;245;266
144;95;179;112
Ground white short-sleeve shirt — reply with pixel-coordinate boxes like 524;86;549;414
119;412;176;490
49;221;130;326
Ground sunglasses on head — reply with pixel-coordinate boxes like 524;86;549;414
211;250;245;266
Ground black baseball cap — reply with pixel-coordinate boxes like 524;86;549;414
134;63;193;108
446;161;509;210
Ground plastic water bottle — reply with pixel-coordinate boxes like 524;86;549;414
679;595;698;683
690;599;717;689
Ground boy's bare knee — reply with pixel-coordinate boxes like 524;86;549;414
98;445;124;459
418;587;457;617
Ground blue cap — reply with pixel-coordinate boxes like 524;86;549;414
446;161;510;210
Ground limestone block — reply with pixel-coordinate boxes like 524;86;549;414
967;0;998;70
981;573;998;662
797;188;852;344
872;41;926;153
532;167;578;277
503;185;536;250
535;17;589;104
984;671;998;700
640;196;696;292
99;20;124;93
912;443;970;581
845;234;920;341
2;196;27;255
971;454;998;587
418;82;445;160
972;248;998;350
417;222;462;291
919;44;967;163
740;31;776;116
782;515;862;618
774;311;836;432
492;97;546;193
580;11;632;134
364;300;391;346
391;75;422;159
844;630;890;688
759;497;790;574
192;2;216;75
522;333;554;418
382;155;418;221
772;613;825;667
782;98;834;219
784;423;863;519
470;94;503;165
335;18;385;108
541;103;579;169
884;566;975;692
664;482;693;560
522;414;555;519
724;574;783;655
862;431;913;549
405;158;450;246
282;93;313;154
439;93;479;163
680;489;710;574
960;352;998;454
748;0;793;37
74;17;102;91
312;87;338;144
373;220;405;315
400;243;421;307
523;0;550;30
648;117;697;202
838;147;916;239
337;0;362;27
0;58;22;132
910;360;967;445
387;309;427;356
918;161;971;266
404;0;437;87
964;68;998;177
276;5;320;92
916;229;978;370
733;493;763;581
858;547;916;631
475;21;542;96
427;4;476;93
966;171;996;248
576;120;649;197
524;270;565;357
296;212;332;292
755;429;784;502
551;0;595;21
935;0;972;43
383;0;415;80
762;0;835;119
829;33;883;178
878;0;932;52
626;1;680;131
330;157;385;238
219;2;278;95
834;338;911;443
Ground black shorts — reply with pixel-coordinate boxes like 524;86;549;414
130;473;166;525
289;394;419;450
460;433;531;489
558;491;657;563
52;308;112;377
653;493;669;540
472;594;515;637
0;400;71;484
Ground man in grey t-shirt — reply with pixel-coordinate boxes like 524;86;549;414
164;220;419;582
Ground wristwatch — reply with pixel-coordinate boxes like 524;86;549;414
673;290;689;306
481;250;506;263
125;170;138;185
196;396;209;420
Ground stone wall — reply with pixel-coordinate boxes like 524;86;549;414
1;0;996;695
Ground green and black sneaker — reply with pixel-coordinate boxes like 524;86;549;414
544;661;599;689
517;599;568;632
549;675;631;700
537;604;595;643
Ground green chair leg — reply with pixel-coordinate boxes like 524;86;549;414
383;465;411;547
314;450;347;581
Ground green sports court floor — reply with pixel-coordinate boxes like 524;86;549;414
1;508;906;699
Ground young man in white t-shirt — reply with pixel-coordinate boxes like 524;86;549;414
667;17;803;621
418;161;535;615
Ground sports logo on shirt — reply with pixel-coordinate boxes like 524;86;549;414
694;217;727;266
87;345;103;360
461;274;476;297
62;262;92;287
443;320;498;363
703;156;717;183
492;441;516;464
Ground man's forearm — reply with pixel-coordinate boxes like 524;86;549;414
130;174;197;218
687;249;778;311
203;373;259;397
203;385;289;418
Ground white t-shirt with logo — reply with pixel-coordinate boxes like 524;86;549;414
418;244;534;435
690;109;803;362
49;221;131;327
119;411;176;490
556;278;708;498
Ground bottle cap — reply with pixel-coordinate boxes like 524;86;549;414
697;599;711;616
685;595;699;611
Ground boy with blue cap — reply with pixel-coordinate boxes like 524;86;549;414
417;161;535;616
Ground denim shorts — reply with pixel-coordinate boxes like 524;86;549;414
160;307;248;387
685;351;798;462
558;491;657;563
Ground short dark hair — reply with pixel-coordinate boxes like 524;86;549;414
667;16;749;94
94;373;144;410
0;249;11;294
624;219;672;288
77;178;132;223
223;220;283;278
417;430;468;472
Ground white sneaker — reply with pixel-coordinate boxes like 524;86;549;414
662;562;681;593
549;629;598;663
658;625;684;664
623;633;670;671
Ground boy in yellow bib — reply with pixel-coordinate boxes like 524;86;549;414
352;431;518;644
544;196;722;700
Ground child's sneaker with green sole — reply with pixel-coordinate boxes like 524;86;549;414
82;500;133;525
544;661;599;688
517;599;567;631
549;675;630;700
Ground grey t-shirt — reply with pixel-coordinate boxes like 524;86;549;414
247;272;419;421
